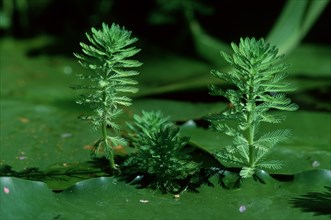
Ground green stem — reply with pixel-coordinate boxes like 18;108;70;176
102;121;115;170
247;112;255;167
101;91;116;170
247;75;256;168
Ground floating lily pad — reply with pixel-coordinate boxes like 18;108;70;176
0;99;98;171
131;99;227;121
1;170;330;219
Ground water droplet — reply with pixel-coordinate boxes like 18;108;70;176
139;199;149;203
18;156;27;160
173;194;180;199
96;200;108;206
63;66;72;75
61;133;72;138
312;161;320;168
239;205;246;213
130;175;144;184
3;187;10;194
182;120;196;127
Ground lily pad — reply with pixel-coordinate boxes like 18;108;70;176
1;170;330;219
131;99;227;121
0;99;98;171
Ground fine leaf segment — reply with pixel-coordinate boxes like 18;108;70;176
209;37;298;178
72;23;142;170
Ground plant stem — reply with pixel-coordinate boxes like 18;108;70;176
102;120;116;169
247;75;256;168
247;112;255;167
101;91;116;170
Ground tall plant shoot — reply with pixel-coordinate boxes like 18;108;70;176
209;37;298;178
72;23;142;170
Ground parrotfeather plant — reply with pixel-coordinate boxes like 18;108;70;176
209;37;298;178
72;23;142;170
123;111;201;193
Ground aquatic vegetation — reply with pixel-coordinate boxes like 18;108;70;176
72;23;142;170
123;111;201;193
208;37;298;178
1;1;330;219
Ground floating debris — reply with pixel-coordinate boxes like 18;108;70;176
312;160;320;168
83;145;93;150
19;117;29;123
113;145;127;155
139;199;149;203
17;151;27;160
61;133;72;138
18;156;27;160
239;205;246;213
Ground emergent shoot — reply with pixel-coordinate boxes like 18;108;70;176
72;23;141;170
209;37;298;178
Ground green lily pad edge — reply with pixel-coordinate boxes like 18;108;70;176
1;169;331;220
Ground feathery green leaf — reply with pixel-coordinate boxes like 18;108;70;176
209;37;298;178
72;23;141;169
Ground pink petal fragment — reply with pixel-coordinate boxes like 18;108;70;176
3;187;10;194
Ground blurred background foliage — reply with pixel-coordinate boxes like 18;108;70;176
0;0;330;109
